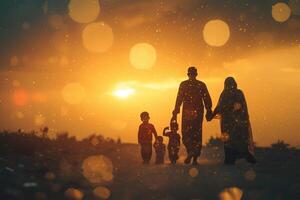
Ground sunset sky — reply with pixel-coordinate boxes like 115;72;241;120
0;0;300;146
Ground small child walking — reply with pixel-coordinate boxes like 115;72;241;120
153;136;166;164
138;112;158;164
163;120;181;164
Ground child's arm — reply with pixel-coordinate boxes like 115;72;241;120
151;124;158;139
163;127;169;136
138;126;142;144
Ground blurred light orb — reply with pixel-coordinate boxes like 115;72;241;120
203;19;230;47
68;0;100;23
272;3;291;22
189;167;199;177
64;188;84;200
113;88;135;99
289;0;300;15
35;114;46;126
62;83;86;105
82;22;114;53
244;169;256;181
219;187;243;200
130;43;157;69
45;172;56;181
13;89;29;106
93;186;111;199
82;155;113;184
16;111;24;119
91;137;99;146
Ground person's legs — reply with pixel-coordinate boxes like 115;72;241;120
141;143;152;164
192;115;203;165
182;132;193;164
224;147;236;165
244;151;257;164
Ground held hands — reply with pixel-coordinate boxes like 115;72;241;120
206;109;214;121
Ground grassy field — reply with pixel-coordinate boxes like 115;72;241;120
0;131;299;200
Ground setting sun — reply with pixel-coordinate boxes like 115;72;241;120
113;88;135;99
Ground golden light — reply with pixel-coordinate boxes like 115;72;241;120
203;19;230;47
219;187;243;200
130;43;157;69
82;155;113;184
188;167;199;177
34;114;46;126
82;22;114;53
113;88;135;99
110;120;127;131
13;89;29;106
64;188;84;200
62;83;86;105
272;3;291;22
68;0;100;23
93;186;111;199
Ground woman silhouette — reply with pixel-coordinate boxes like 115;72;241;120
210;77;256;165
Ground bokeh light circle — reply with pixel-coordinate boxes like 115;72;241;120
82;22;114;53
130;43;157;69
64;188;84;200
219;187;243;200
244;169;256;181
189;167;199;177
62;83;86;105
203;19;230;47
34;114;46;126
13;89;29;106
82;155;113;184
272;3;291;22
68;0;100;23
93;186;111;199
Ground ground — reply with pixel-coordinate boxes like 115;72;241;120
0;133;300;200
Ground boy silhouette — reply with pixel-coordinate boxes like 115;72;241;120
163;120;181;164
138;112;158;164
153;136;166;164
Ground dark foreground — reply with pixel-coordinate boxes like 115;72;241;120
0;131;300;200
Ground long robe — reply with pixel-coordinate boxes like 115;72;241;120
213;88;254;156
173;79;212;157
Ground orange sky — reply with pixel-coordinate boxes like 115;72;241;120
0;0;300;147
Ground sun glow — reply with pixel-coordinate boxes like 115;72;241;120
113;88;135;99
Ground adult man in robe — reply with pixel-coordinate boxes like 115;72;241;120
172;66;212;165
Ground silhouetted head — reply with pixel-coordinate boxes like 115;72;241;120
157;136;163;143
187;66;198;79
224;77;237;91
140;111;150;123
170;120;179;132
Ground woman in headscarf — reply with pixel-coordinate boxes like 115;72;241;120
210;77;256;165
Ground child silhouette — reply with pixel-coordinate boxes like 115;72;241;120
138;112;158;164
163;120;181;164
153;136;166;164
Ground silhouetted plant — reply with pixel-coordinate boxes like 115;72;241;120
271;140;290;150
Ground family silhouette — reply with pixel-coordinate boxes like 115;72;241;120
138;66;256;165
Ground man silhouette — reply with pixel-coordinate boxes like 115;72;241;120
172;67;212;165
